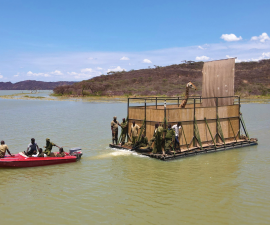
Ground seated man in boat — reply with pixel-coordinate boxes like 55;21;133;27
25;138;39;156
44;138;60;157
0;140;14;158
55;148;66;157
31;148;46;157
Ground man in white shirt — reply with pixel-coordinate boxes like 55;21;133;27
25;138;39;156
172;122;181;150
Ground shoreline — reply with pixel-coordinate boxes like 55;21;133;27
1;92;270;103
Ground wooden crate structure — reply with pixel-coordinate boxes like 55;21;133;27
127;96;240;149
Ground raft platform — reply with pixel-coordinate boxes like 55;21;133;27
109;139;258;161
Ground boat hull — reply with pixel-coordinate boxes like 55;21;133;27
0;154;78;168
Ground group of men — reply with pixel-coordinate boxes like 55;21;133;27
111;116;182;155
148;122;182;155
0;138;66;158
111;117;141;146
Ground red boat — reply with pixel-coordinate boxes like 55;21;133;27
0;148;83;168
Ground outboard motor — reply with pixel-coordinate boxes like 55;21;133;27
69;147;83;160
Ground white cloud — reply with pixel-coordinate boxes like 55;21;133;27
81;68;92;73
221;34;242;42
195;56;210;61
198;46;204;50
0;74;3;79
251;33;270;43
120;56;130;60
226;55;237;59
107;66;126;73
262;52;270;58
97;67;103;70
27;71;51;77
234;52;270;62
4;37;270;82
14;74;19;77
143;59;152;63
51;70;63;75
67;71;93;80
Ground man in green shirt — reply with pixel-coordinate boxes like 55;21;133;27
165;124;175;155
152;123;164;154
148;124;158;149
120;118;128;145
111;116;120;145
44;138;60;156
138;134;148;147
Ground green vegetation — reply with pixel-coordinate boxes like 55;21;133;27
24;95;45;99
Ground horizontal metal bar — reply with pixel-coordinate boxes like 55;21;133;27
128;96;238;100
128;116;239;124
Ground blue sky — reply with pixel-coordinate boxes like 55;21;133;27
0;0;270;82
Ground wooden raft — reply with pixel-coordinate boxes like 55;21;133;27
109;139;258;161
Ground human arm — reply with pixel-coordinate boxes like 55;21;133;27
52;142;60;149
26;144;30;153
7;149;14;157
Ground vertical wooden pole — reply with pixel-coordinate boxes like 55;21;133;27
216;97;218;143
127;98;129;143
145;99;147;135
238;96;240;138
164;100;167;129
178;97;179;107
156;97;157;109
193;98;196;147
127;98;129;118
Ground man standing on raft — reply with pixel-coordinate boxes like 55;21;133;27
130;121;140;145
111;116;120;145
120;118;128;146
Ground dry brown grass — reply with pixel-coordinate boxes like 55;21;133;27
54;59;270;97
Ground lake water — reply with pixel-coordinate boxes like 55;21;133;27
0;91;270;225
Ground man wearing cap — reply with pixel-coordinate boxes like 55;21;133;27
111;116;120;145
120;118;128;145
0;140;14;158
25;138;39;156
44;138;60;156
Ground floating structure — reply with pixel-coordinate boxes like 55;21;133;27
110;58;258;160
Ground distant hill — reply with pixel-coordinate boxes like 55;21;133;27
53;59;270;97
0;80;76;90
